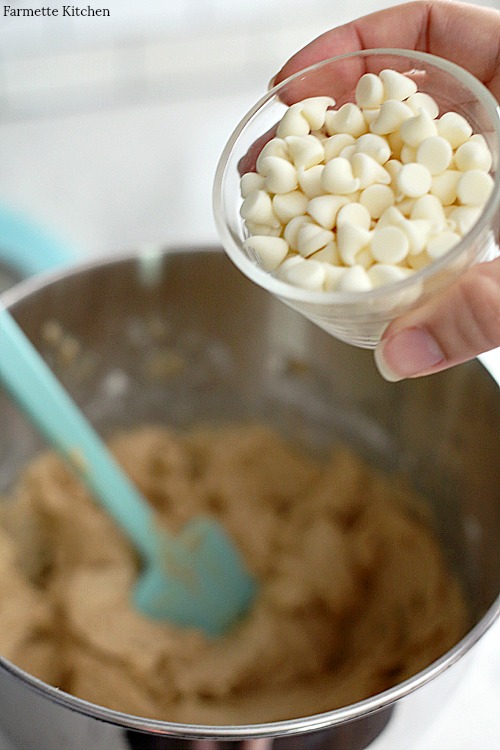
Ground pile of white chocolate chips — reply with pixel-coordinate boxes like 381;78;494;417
240;69;494;292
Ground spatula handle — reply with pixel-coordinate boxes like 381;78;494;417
0;306;155;559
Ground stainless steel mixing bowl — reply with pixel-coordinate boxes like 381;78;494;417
0;245;499;750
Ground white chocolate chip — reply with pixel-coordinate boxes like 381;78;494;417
416;136;453;175
259;156;298;194
285;135;325;169
400;109;438;148
396;197;417;217
311;129;328;142
323;133;356;161
399;218;433;254
323;263;347;290
244;221;282;237
384;159;403;184
273;190;309;223
410;194;447;230
437;111;473;148
446;205;482;235
470;134;488;147
368;263;413;287
275;254;305;281
360;184;395;218
240;189;280;226
387;130;405;159
297;222;334;257
297;165;325;198
377;206;406;228
406;92;440;119
325;103;367;137
256;138;290;172
456;170;494;206
240;172;265;198
336;264;373;291
336;202;372;230
299;96;336;130
379;69;418;101
362;108;381;127
426;231;461;259
371;226;409;264
337;223;371;265
454;140;493;172
284;215;313;250
357;246;374;270
243;235;289;271
355;133;391;164
370;99;413;135
284;258;326;289
430;170;461;206
400;144;417;164
396;163;432;198
339;144;357;161
351;152;391;189
311;241;340;264
355;73;385;108
407;250;431;270
276;104;311;137
345;190;361;203
307;194;349;229
321;157;360;195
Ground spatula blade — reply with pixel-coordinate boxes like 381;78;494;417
133;517;256;636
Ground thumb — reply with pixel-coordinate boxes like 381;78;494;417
374;257;500;381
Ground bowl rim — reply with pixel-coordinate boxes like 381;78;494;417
0;244;499;738
0;599;498;738
213;48;500;306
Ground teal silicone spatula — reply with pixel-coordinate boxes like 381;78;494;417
0;306;256;636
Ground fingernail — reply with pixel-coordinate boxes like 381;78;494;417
267;75;277;90
374;327;445;382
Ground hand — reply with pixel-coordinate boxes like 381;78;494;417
273;0;500;381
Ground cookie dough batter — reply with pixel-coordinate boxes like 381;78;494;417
0;424;467;724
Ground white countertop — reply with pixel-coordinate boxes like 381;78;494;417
0;1;499;747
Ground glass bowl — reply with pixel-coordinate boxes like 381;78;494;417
213;49;500;349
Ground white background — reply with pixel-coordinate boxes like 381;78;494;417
0;1;499;747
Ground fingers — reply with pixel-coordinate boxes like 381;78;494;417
374;257;500;381
246;0;500;167
273;0;500;101
273;1;426;84
268;0;500;383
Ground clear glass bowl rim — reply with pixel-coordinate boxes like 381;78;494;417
213;48;500;305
